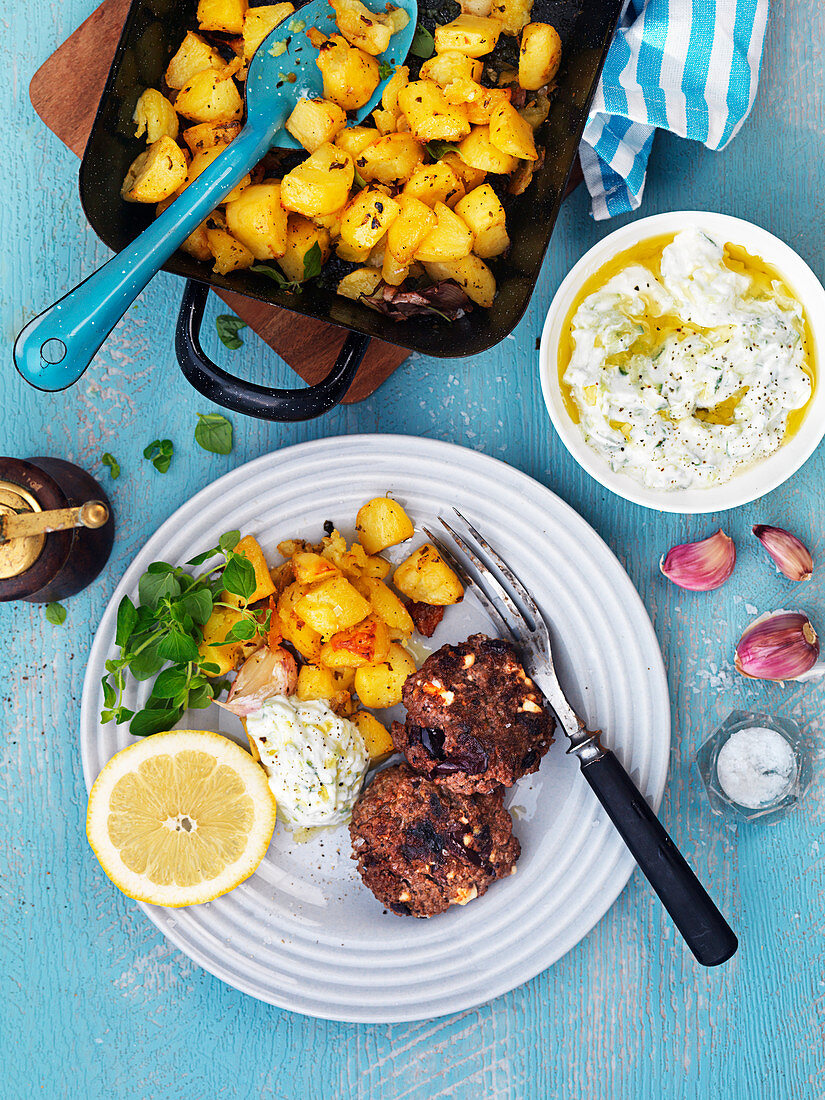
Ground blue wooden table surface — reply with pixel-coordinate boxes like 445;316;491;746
2;1;823;1096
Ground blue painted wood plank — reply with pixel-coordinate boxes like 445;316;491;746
1;0;823;1097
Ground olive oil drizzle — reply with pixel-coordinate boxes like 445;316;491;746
558;234;816;443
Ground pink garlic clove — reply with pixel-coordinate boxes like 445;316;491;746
752;525;813;582
660;529;736;591
215;644;298;717
734;609;820;681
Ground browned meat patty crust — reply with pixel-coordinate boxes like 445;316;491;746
395;633;555;794
350;763;520;917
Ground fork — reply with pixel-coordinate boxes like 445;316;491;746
426;509;738;968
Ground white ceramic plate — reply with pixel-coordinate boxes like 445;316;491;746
80;435;670;1022
539;211;825;513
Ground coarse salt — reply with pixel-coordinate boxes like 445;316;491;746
715;726;797;809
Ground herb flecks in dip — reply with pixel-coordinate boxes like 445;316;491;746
560;228;813;491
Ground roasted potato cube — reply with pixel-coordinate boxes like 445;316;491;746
296;576;371;634
121;137;188;202
519;22;562;90
277;537;319;557
420;50;483;86
336;266;384;300
242;2;294;59
444;79;512;125
355;576;415;637
182;121;241;154
385;194;437;264
382;251;408;286
286;98;347;152
454;183;509;257
381;65;409;112
398;80;471;142
205;214;255;274
352;710;395;764
330;0;403;55
198;606;257;674
181;144;250;202
175;69;244;123
441;151;486;192
402;162;464;208
335;125;381;159
337;241;372;264
366;234;388;270
491;0;532;35
296;663;337;701
222;534;277;605
293;551;341;584
270;559;295;600
198;0;247;34
489;99;538;159
371;108;399;135
321;535;369;578
458;125;518;174
356;497;414;554
277;581;322;661
434;15;502;57
280;143;354;216
133;89;178;144
423;254;496;307
275;215;331;282
320;616;391;668
356;134;425;186
178;220;212;262
224;182;288;260
414;202;473;262
393;543;465;604
361;554;392;579
165;31;224;89
316;35;380;110
354;643;416;708
340;188;400;252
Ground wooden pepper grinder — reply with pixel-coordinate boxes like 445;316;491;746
0;457;115;603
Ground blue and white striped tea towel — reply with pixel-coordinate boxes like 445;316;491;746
579;0;770;219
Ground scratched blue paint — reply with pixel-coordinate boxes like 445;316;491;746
1;1;823;1097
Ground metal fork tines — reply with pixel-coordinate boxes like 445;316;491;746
424;508;585;744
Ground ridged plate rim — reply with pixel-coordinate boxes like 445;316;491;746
79;434;670;1022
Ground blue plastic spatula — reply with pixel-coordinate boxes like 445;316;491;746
14;0;417;391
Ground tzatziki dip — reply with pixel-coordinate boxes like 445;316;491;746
246;696;368;831
561;227;813;490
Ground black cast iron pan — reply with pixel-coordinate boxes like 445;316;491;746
79;0;623;420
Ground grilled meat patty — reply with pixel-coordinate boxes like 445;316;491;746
350;763;520;917
394;633;555;794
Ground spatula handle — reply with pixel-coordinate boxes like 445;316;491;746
14;124;273;392
580;748;738;967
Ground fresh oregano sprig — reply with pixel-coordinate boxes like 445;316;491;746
100;529;271;737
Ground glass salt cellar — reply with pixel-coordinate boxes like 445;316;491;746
695;710;811;822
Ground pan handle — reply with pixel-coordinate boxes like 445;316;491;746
175;280;369;422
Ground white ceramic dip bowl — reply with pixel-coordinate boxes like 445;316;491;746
539;211;825;513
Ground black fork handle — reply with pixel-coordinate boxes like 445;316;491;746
579;747;738;967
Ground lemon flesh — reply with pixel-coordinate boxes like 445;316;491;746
87;729;277;907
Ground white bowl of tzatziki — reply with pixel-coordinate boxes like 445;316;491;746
539;212;825;512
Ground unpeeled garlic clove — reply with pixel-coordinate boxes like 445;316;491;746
215;645;298;717
660;529;735;591
734;609;820;681
753;525;813;582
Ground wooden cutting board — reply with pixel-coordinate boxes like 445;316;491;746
28;0;409;403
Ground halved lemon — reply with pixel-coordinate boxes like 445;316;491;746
87;729;276;907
